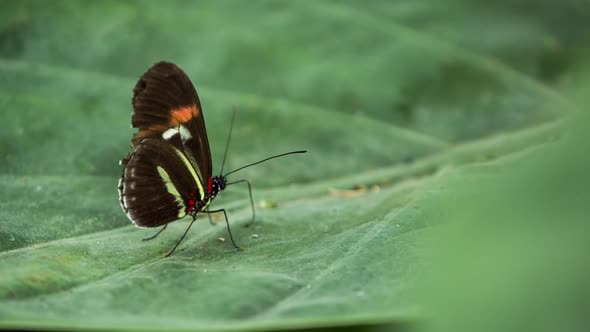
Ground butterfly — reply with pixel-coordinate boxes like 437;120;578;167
117;61;306;256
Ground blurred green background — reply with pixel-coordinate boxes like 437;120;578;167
0;1;588;331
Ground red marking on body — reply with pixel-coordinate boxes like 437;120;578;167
190;192;195;197
208;177;213;193
188;199;195;206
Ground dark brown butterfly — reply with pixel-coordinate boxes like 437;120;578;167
118;61;305;256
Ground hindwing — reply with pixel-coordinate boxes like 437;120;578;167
118;138;206;228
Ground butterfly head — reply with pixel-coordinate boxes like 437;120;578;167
209;176;226;198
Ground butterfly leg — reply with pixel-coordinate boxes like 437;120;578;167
165;214;198;257
142;224;168;241
203;208;242;250
205;208;217;226
226;179;256;227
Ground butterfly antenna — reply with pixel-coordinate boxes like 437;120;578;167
224;150;307;177
219;106;237;176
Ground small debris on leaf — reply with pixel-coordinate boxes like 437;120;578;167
329;186;367;198
259;199;279;209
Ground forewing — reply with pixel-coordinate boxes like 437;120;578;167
118;138;206;228
131;61;212;180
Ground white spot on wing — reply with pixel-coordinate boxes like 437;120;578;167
162;128;179;140
118;177;126;208
179;125;192;142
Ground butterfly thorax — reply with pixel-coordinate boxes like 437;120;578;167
185;176;226;215
209;175;226;199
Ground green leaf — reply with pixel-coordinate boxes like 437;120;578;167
0;1;585;331
413;112;590;332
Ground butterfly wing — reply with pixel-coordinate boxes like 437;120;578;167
131;61;213;182
118;138;207;227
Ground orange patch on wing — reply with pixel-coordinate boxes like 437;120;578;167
170;105;200;126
